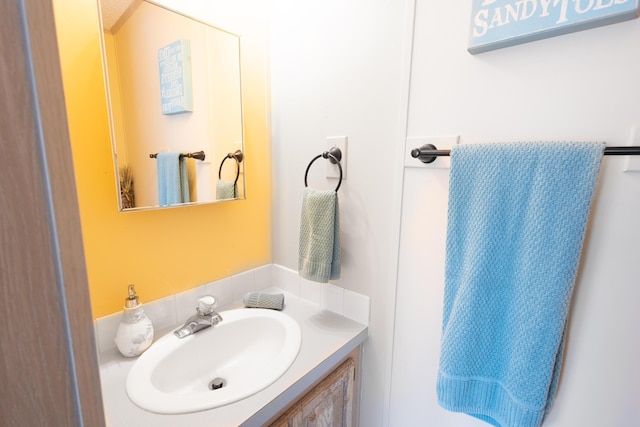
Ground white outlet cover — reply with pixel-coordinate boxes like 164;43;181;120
624;125;640;173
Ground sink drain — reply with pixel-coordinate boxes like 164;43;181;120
208;378;226;390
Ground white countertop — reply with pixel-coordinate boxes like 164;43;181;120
99;288;368;427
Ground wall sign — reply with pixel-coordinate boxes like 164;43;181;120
468;0;639;54
158;39;193;115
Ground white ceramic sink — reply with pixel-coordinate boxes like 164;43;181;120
126;308;302;414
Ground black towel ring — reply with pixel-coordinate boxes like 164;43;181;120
304;147;343;192
218;150;244;185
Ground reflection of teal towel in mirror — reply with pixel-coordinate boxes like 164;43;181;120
216;180;237;200
298;188;340;283
157;152;190;206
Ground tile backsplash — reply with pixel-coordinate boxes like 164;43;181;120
95;264;370;354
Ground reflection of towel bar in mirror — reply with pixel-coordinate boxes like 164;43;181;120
218;150;244;185
149;151;206;161
304;147;343;192
411;143;640;164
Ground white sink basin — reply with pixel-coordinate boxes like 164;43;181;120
126;308;302;414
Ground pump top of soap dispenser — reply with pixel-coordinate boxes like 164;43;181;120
125;284;140;308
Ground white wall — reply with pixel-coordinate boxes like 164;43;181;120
269;1;413;425
270;2;640;426
390;2;640;426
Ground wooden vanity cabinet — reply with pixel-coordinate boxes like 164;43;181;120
270;349;359;427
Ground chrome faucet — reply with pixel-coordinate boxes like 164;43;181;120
174;296;223;339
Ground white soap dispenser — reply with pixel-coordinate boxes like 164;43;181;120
115;284;154;357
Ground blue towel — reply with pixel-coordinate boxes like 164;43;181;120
298;188;340;283
437;141;604;427
157;152;190;206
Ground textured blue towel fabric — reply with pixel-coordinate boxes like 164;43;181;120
157;152;190;206
298;188;341;283
437;141;604;427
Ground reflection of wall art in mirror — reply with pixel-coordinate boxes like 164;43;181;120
158;39;193;115
98;0;246;211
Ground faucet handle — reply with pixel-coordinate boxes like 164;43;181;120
197;295;217;315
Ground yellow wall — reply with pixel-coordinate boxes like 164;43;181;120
52;0;271;319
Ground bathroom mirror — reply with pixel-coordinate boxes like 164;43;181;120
99;0;245;211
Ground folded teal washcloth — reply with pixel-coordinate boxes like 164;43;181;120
438;141;604;427
243;292;285;310
157;152;190;206
298;187;340;283
216;180;237;200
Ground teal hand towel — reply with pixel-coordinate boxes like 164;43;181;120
438;141;604;427
216;180;237;200
157;152;190;206
298;188;340;283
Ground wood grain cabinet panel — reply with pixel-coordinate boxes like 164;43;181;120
271;358;356;427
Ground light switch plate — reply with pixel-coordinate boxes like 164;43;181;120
326;136;347;180
624;126;640;173
405;136;460;169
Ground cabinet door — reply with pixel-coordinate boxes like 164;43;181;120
299;360;354;426
272;358;356;427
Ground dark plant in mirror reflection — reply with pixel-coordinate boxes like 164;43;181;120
120;165;135;209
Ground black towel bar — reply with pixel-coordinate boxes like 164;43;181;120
149;151;206;161
411;144;640;164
